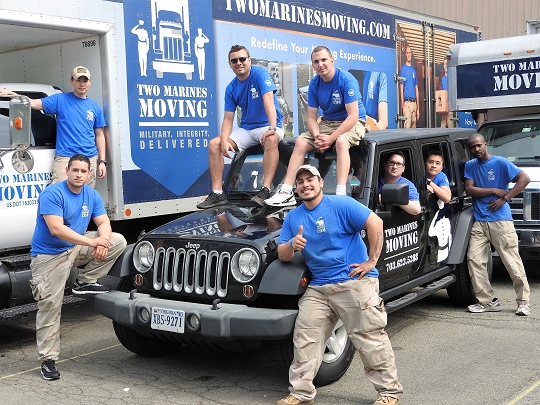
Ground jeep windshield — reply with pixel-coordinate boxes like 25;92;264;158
224;141;370;198
479;119;540;165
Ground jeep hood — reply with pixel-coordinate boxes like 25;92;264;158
146;204;293;241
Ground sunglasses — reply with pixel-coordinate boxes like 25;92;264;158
229;56;249;64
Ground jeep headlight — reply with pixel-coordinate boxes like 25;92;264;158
231;248;260;282
133;241;155;273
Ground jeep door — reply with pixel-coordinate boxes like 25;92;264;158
374;144;427;289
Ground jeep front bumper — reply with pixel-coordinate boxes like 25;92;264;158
94;291;298;339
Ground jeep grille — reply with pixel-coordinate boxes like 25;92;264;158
510;191;540;223
152;247;230;297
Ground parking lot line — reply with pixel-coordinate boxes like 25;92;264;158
0;344;121;381
506;378;540;405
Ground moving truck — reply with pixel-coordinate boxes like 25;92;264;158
447;33;540;262
0;0;479;314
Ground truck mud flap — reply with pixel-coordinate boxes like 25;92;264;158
384;274;456;314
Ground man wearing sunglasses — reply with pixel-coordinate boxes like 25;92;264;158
197;45;284;209
378;152;421;215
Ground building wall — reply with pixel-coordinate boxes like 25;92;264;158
369;0;540;40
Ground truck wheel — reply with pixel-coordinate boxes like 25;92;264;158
279;319;356;387
447;254;493;306
112;277;179;357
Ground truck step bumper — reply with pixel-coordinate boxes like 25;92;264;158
0;295;85;319
384;274;456;314
95;290;298;339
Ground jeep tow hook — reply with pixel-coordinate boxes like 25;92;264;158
212;299;220;310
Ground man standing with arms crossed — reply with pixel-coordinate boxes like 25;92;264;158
399;45;419;128
30;154;126;380
465;134;531;316
276;165;403;405
265;46;367;206
2;66;107;187
197;45;284;209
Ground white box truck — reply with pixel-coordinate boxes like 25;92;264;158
0;0;479;314
447;33;540;262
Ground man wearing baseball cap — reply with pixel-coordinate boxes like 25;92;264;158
276;165;403;405
3;66;106;187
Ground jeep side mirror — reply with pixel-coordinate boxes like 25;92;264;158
376;183;411;219
381;183;410;205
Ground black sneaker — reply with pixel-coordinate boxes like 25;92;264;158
251;187;271;206
196;192;227;209
72;280;111;295
41;359;60;380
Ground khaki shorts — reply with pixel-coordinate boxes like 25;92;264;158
299;118;366;152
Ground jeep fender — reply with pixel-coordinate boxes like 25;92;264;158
107;243;134;278
447;206;474;265
258;251;310;295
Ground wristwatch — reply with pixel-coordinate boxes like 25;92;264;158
502;195;509;202
268;126;277;132
98;159;107;166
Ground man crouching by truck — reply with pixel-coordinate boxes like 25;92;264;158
30;154;126;380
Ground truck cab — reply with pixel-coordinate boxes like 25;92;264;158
447;33;540;263
95;128;480;386
0;85;61;313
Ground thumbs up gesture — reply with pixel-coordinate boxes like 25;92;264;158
291;225;306;251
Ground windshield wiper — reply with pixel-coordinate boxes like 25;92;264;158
516;156;540;160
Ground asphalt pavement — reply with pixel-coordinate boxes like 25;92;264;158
0;263;538;405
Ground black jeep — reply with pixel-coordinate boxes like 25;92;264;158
95;128;485;385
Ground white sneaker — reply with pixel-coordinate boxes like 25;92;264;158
516;303;530;316
264;189;296;206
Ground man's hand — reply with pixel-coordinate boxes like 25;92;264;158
348;261;374;279
93;245;109;260
314;134;333;152
98;164;107;179
221;140;236;159
89;236;111;261
290;225;306;251
488;198;506;212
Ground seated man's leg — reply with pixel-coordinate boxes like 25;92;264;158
264;135;315;206
251;127;285;205
320;120;365;195
197;135;240;209
73;231;127;285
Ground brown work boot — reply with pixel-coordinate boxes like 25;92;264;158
373;395;400;405
275;395;314;405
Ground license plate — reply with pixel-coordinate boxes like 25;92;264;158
151;307;185;333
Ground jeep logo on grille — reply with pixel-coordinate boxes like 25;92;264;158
185;242;200;250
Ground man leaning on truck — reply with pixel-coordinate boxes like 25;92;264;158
2;66;107;187
465;134;531;316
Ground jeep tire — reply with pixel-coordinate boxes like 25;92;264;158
447;253;493;306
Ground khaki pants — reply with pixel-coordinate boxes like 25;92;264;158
52;155;98;188
467;220;530;305
298;118;366;151
440;111;454;128
30;231;127;362
403;100;417;128
288;277;403;402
